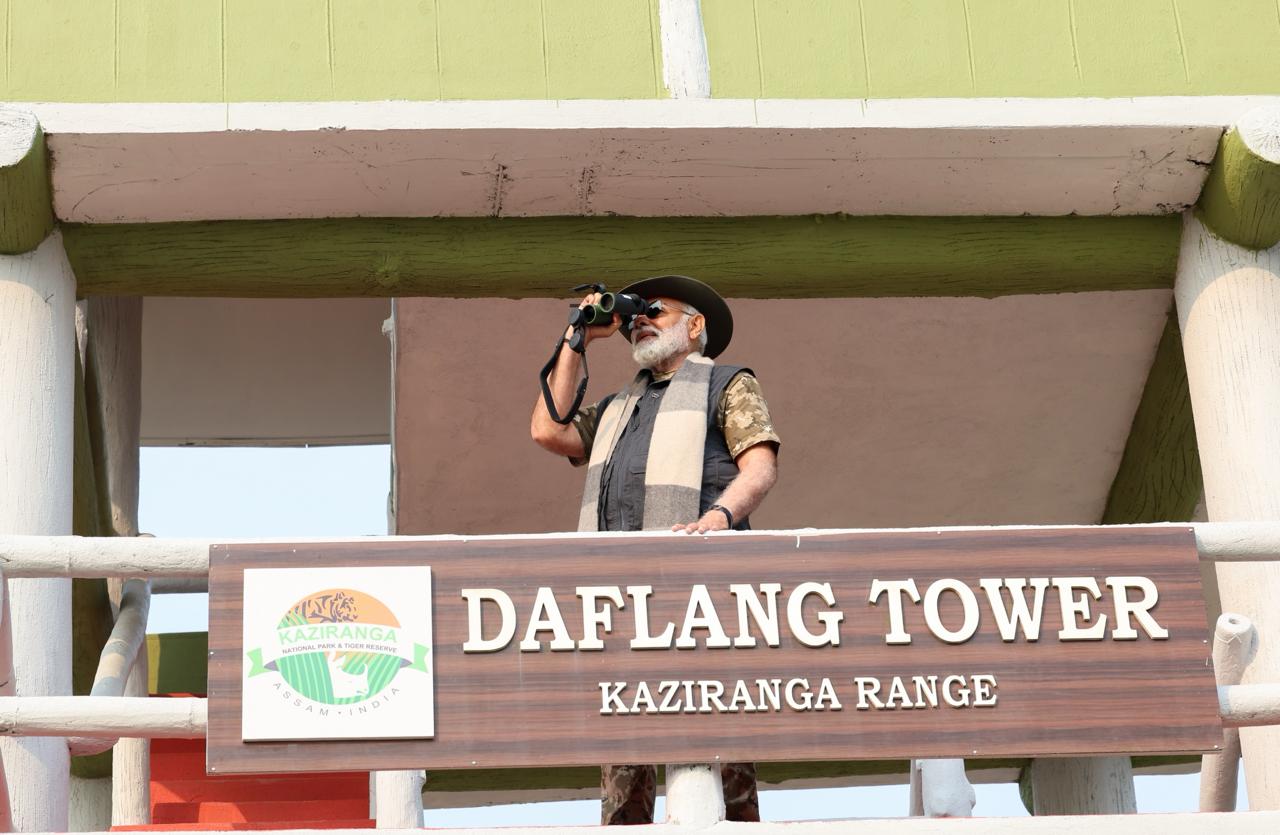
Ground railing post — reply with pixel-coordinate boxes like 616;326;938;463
1201;613;1257;811
373;770;424;828
663;762;724;827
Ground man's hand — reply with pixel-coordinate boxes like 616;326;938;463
670;444;779;534
570;291;623;347
671;508;732;535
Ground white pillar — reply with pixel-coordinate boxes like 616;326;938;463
373;770;423;828
1029;757;1136;816
68;777;110;832
111;649;150;826
1176;211;1280;809
0;230;77;831
910;759;975;817
663;762;724;827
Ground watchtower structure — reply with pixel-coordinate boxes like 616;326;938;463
3;1;1280;831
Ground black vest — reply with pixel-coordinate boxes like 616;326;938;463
598;365;749;532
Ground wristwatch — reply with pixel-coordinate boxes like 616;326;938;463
709;504;734;529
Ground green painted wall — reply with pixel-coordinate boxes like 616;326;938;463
1;0;1278;102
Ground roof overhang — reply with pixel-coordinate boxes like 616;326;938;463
32;96;1280;222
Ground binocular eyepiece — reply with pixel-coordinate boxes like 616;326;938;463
569;291;661;328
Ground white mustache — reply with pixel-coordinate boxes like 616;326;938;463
631;325;660;341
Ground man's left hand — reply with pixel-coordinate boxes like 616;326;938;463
672;510;731;535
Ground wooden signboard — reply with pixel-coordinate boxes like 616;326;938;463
207;527;1220;774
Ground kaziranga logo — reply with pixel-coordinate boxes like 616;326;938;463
245;588;430;706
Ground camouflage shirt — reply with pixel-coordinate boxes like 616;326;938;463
572;369;780;464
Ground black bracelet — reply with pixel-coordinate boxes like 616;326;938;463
709;504;734;529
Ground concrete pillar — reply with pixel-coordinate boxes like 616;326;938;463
0;230;78;831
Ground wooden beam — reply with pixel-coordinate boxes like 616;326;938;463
1197;108;1280;250
0;109;54;254
70;342;115;780
1102;310;1202;525
63;216;1181;299
31;98;1254;221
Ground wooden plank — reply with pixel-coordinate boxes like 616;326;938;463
206;527;1219;774
1102;311;1202;525
63;215;1180;299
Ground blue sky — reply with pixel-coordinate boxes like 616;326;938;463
139;445;1243;824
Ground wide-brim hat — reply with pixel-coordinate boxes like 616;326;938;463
619;274;733;359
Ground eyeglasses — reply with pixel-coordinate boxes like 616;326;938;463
644;299;698;319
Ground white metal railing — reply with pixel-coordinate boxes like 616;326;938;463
2;522;1280;830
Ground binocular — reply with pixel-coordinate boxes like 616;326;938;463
568;289;661;328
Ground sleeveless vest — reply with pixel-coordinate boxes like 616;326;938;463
598;365;749;532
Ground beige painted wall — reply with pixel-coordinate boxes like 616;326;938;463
395;291;1171;535
142;298;391;446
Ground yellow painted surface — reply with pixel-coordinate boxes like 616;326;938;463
703;0;1280;99
1;0;1280;101
754;0;866;98
6;0;115;102
701;0;762;97
117;0;223;101
1175;0;1280;92
965;0;1081;97
0;0;8;93
860;0;974;98
330;0;440;100
224;0;333;101
542;0;660;98
436;0;547;99
1070;0;1188;95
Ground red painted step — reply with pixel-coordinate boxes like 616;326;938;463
150;775;366;804
108;736;377;830
113;821;374;831
153;799;369;824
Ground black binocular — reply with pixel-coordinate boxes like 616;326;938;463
567;286;661;328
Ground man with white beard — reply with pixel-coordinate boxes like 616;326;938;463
531;275;780;824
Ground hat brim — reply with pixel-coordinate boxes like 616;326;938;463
618;275;733;359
